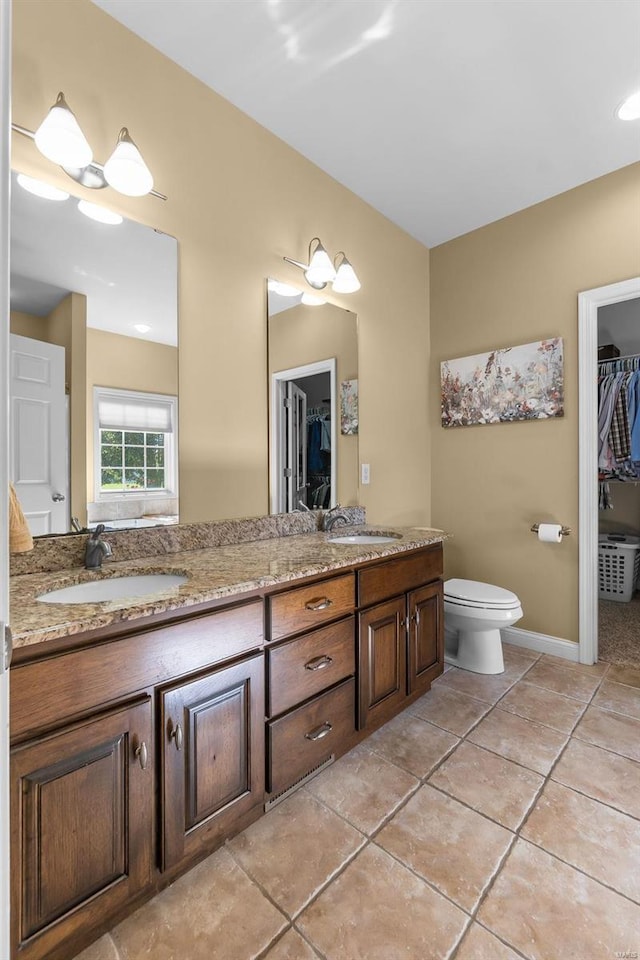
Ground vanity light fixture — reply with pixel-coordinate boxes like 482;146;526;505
301;292;327;306
283;237;361;294
617;90;640;121
12;91;166;201
17;173;69;201
77;199;123;225
267;279;301;297
133;323;152;333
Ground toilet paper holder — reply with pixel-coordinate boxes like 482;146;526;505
530;523;571;536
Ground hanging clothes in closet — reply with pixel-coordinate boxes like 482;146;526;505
306;407;332;508
598;355;640;508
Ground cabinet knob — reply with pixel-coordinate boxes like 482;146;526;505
134;740;148;770
304;655;333;672
304;721;333;742
169;721;183;751
305;597;333;611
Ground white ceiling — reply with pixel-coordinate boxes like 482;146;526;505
10;173;178;345
92;0;640;247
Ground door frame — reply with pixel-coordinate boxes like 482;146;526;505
578;276;640;664
269;357;336;514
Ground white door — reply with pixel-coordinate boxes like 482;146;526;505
286;382;307;511
9;333;68;534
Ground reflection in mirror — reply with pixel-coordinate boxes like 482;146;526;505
9;171;178;536
267;280;358;513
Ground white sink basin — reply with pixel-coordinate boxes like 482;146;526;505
37;574;188;604
329;534;400;545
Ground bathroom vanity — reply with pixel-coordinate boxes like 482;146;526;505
8;519;445;960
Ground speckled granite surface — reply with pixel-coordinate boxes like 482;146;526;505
10;523;447;650
10;508;366;576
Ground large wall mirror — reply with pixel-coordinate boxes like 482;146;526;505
267;280;358;513
9;171;178;535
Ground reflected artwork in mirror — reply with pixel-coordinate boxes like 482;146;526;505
9;170;178;536
267;280;358;513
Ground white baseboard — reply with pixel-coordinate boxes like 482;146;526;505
502;626;580;662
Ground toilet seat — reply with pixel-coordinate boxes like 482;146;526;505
444;578;521;610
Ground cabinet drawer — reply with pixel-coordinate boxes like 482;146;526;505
358;546;443;608
267;678;355;795
268;617;355;717
268;573;355;642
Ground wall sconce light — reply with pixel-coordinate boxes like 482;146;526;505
284;237;361;294
12;92;166;201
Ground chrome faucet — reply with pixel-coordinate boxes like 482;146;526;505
322;505;351;532
85;524;113;569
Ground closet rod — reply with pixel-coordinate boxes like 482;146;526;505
598;351;640;364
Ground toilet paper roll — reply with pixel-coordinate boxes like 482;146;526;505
537;523;563;543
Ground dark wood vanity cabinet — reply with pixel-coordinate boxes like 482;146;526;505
357;547;444;730
161;653;264;870
10;698;153;960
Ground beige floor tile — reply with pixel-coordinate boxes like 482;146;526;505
478;839;640;960
593;679;640;721
405;684;491;736
305;743;419;835
111;847;287;960
429;741;543;830
376;784;512;912
454;923;521;960
498;680;587;732
524;659;602;702
264;929;319;960
435;666;521;704
607;663;640;689
540;653;609;677
573;705;640;761
551;738;640;820
365;713;459;778
522;780;640;903
467;709;568;775
502;642;541;663
73;935;119;960
297;844;468;960
228;789;365;918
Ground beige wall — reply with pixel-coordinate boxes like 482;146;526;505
10;309;47;342
11;0;431;527
600;484;640;537
430;164;640;643
86;328;178;501
268;301;358;507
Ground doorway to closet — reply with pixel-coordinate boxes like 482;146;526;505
578;277;640;666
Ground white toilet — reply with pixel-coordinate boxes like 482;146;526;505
444;578;523;674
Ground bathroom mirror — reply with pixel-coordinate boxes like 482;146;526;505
9;170;178;535
267;280;358;512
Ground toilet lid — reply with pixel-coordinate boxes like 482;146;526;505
444;578;521;609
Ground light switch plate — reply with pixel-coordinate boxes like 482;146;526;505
361;463;370;485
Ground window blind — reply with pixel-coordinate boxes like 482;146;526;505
97;394;174;433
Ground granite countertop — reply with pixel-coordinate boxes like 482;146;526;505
10;525;447;650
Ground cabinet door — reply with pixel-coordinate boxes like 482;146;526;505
161;654;264;870
408;581;443;695
358;596;407;729
11;699;152;960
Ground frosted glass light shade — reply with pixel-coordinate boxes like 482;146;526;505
17;174;69;201
103;128;154;197
77;200;123;225
332;254;361;293
617;91;640;121
305;240;336;285
301;292;327;305
34;93;93;168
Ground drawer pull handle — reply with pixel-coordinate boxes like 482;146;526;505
169;721;183;751
305;721;333;741
305;655;334;672
134;741;148;770
305;597;333;611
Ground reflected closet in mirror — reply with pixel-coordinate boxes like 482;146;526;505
267;280;358;513
9;171;178;536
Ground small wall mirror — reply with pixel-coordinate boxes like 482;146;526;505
9;171;178;535
267;280;358;512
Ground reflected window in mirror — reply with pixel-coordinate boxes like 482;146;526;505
267;280;358;514
9;170;178;535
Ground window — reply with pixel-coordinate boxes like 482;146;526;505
94;387;178;499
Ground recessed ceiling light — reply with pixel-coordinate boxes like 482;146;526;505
268;280;301;297
133;324;151;333
17;173;69;201
77;199;123;225
617;91;640;121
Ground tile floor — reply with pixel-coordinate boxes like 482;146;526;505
76;646;640;960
